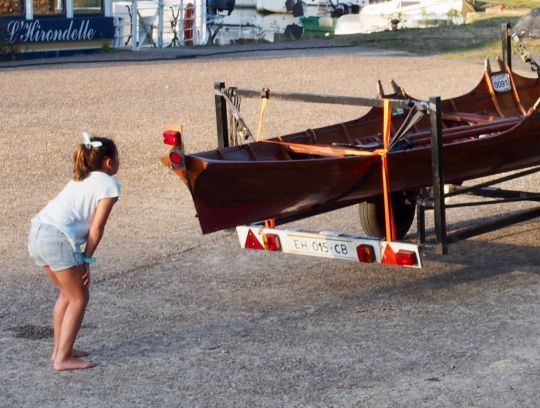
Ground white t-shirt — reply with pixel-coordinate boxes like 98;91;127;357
33;171;120;250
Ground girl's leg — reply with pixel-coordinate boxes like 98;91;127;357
48;265;95;371
52;293;68;360
43;267;89;362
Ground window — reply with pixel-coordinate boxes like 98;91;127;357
33;0;64;15
74;0;102;14
0;0;23;16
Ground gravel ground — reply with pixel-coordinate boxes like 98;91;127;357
0;41;539;407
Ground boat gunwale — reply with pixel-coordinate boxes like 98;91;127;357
187;70;540;165
189;103;539;166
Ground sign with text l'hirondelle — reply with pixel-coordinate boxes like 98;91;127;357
1;17;114;44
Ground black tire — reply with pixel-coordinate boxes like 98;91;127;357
358;191;417;239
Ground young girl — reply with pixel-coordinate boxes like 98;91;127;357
28;133;120;371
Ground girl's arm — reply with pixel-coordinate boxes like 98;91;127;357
84;197;118;258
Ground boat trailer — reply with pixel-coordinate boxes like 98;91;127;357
206;23;540;266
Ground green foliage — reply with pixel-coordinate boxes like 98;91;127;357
486;1;540;9
100;43;113;53
0;31;20;61
469;1;540;10
338;16;522;57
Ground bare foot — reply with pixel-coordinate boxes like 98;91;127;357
51;349;89;361
53;357;96;371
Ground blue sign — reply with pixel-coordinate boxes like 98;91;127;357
0;16;114;44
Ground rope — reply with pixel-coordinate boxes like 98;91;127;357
512;33;540;78
256;88;270;141
214;87;255;143
389;106;424;151
227;87;242;146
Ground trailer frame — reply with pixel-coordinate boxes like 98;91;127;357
212;24;540;259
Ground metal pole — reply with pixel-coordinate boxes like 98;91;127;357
66;0;73;18
104;0;112;17
25;0;32;19
232;88;425;111
158;0;164;47
214;81;229;149
131;0;138;51
501;22;512;69
416;200;426;246
200;0;207;46
429;96;447;255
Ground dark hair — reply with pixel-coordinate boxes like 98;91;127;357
73;136;117;181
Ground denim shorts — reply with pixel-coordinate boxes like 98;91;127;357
28;222;84;272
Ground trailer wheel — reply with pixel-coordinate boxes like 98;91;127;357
358;191;417;239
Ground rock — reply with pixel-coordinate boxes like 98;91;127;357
514;8;540;38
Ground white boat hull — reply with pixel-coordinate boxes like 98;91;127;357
335;0;464;35
256;0;367;14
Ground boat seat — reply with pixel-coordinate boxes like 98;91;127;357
354;141;383;150
332;140;382;150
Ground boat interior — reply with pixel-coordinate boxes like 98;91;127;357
196;62;540;163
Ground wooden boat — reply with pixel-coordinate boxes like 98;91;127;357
162;63;540;235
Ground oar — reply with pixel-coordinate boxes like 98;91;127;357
262;140;379;158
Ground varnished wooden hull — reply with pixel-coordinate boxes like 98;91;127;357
165;69;540;234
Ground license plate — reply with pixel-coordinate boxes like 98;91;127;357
283;234;360;261
491;73;511;93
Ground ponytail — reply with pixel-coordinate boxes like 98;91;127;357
72;136;117;181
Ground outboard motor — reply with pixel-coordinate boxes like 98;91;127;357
286;0;304;17
208;0;235;15
332;3;350;17
285;0;295;12
292;1;304;17
284;23;303;40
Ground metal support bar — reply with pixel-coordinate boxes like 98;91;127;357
446;166;540;197
230;88;427;111
429;96;447;255
214;81;229;149
445;196;540;209
501;22;512;69
416;197;426;245
447;207;540;243
416;165;540;252
462;189;540;201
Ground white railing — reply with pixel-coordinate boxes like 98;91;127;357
112;0;207;50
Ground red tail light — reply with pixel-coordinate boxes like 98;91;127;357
263;234;281;251
163;130;182;146
169;149;185;168
244;230;264;250
356;244;375;263
395;250;417;266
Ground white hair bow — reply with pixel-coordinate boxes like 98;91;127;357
82;132;103;149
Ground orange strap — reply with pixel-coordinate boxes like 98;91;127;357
261;100;397;242
256;88;270;141
382;99;397;242
264;219;276;228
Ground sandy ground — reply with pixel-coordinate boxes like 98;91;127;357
0;42;539;407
